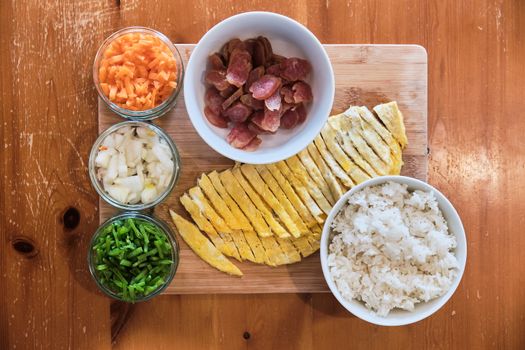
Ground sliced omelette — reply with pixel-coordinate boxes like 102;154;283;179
284;156;333;214
254;164;312;233
330;112;390;176
207;171;253;231
170;211;243;276
356;106;404;165
373;101;408;147
240;164;302;238
343;107;395;172
306;143;346;201
326;118;378;177
297;148;336;205
231;167;290;238
313;135;356;187
219;170;272;237
179;193;240;261
197;173;243;230
169;101;409;275
207;171;268;264
274;161;325;222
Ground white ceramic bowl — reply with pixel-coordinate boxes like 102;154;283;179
184;11;335;164
320;176;467;326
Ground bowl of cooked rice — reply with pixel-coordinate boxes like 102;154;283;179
320;176;467;326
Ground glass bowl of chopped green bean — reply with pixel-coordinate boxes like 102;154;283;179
88;212;179;302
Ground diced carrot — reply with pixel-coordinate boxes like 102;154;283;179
100;83;110;96
99;66;108;82
108;54;124;64
158;71;170;82
137;65;148;78
147;57;160;69
109;85;118;101
117;88;128;100
124;77;134;97
97;32;177;110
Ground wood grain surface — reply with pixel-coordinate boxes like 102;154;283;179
99;44;428;293
1;1;524;349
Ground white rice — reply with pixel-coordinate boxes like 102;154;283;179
327;181;459;317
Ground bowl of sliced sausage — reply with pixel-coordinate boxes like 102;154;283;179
184;11;335;164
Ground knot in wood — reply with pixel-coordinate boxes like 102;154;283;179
12;237;39;258
63;207;80;230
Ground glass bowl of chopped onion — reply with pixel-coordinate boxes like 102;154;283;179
93;26;184;120
89;121;181;211
88;212;179;302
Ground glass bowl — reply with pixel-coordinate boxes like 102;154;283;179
93;26;184;120
88;212;179;302
89;120;181;211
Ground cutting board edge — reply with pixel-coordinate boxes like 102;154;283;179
97;44;429;294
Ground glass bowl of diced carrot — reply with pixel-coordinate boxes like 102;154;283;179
93;27;183;120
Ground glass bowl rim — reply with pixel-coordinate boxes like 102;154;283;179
87;211;179;302
88;120;181;211
93;26;184;120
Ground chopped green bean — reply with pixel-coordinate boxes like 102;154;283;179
91;217;174;302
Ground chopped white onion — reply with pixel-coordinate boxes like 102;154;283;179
114;175;144;193
95;149;114;168
141;184;158;204
95;126;174;205
106;185;130;203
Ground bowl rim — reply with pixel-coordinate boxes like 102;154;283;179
87;211;179;302
88;120;181;211
183;11;335;164
320;175;467;326
93;26;184;121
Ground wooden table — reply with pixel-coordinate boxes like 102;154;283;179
1;1;523;349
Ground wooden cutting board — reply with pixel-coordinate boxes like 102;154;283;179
98;44;428;294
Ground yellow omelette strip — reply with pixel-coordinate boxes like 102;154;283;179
226;231;256;263
327;116;378;177
169;210;243;276
274;161;325;223
219;170;272;237
276;237;301;263
191;186;255;262
198;174;243;230
179;194;240;261
306;143;346;201
297;149;336;205
207;171;267;264
240;164;301;238
232;167;290;238
307;225;322;251
263;163;319;227
188;187;249;260
239;229;268;264
255;164;312;233
331;114;390;176
307;237;320;252
207;171;253;231
189;187;231;234
320;126;371;184
313;135;355;187
373;101;408;147
290;235;316;258
259;236;289;266
356;106;403;164
195;175;256;262
284;156;333;215
344;107;393;169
